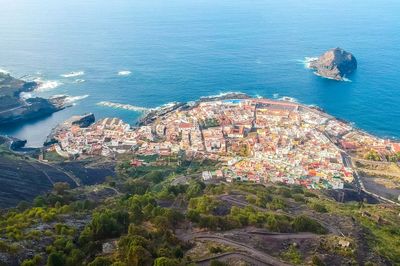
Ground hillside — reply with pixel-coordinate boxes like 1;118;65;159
0;141;115;208
0;153;398;266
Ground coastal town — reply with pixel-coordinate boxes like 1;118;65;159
46;96;400;190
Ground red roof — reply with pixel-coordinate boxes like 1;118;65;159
179;123;194;129
341;141;357;150
392;143;400;153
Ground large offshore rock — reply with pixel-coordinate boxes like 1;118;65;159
309;48;357;81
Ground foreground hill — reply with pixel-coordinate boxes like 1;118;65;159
0;139;115;208
0;154;398;266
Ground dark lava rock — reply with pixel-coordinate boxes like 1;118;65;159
72;113;95;128
9;137;27;150
0;73;70;125
309;48;357;81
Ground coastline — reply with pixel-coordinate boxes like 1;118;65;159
4;92;399;150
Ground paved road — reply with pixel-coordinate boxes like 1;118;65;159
196;251;272;266
0;104;25;114
192;233;292;266
247;230;317;240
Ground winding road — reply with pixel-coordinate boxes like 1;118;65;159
188;233;292;266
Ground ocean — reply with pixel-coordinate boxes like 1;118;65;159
0;0;399;147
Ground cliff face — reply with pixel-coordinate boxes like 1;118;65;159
0;73;67;125
309;48;357;81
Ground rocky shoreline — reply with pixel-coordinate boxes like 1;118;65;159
0;73;71;125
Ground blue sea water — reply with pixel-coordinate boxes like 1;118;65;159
0;0;399;147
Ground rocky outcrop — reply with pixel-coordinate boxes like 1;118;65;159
309;48;357;81
0;73;70;125
72;113;95;128
44;113;95;146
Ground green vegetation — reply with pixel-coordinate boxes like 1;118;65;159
310;197;400;264
310;202;328;213
281;244;302;264
200;118;220;129
0;154;399;265
364;150;381;161
386;152;400;162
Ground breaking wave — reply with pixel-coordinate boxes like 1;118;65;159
74;79;85;83
34;78;63;92
278;96;299;103
51;94;89;105
118;70;132;76
313;72;352;82
61;71;85;78
0;68;9;74
302;57;318;69
20;92;33;100
64;95;89;103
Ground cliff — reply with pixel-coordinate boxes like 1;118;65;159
0;73;69;125
309;48;357;81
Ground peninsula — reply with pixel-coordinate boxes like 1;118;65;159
0;73;70;125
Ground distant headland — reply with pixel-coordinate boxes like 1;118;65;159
0;73;71;125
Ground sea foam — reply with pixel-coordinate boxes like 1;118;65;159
74;79;85;83
0;68;9;74
51;94;89;105
34;78;63;92
20;92;33;100
117;70;132;76
278;96;299;103
61;71;85;78
64;95;89;104
303;57;318;69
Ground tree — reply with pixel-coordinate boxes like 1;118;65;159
186;181;205;199
17;201;31;211
33;196;46;207
88;257;113;266
21;255;42;266
267;215;279;232
47;252;65;266
91;212;120;240
53;182;70;195
292;215;327;234
127;245;153;266
311;255;325;266
311;203;328;213
153;257;180;266
364;150;381;161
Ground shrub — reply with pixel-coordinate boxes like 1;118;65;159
292;215;327;234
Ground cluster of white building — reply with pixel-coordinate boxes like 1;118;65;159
50;97;376;189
